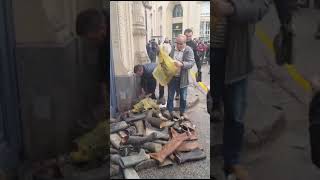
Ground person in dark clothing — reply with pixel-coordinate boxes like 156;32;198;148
134;63;165;102
309;76;320;168
184;28;201;82
75;8;108;136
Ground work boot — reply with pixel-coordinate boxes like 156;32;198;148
120;149;150;168
174;148;206;164
224;165;250;180
149;128;191;163
175;94;180;100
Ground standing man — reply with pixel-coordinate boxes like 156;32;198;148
166;34;195;120
75;8;107;135
213;0;272;179
184;29;201;82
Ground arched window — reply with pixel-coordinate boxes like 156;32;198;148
173;4;183;17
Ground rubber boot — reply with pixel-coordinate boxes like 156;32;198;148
111;154;122;165
123;168;140;179
174;148;206;164
122;132;158;146
145;127;169;140
111;121;129;133
110;133;122;149
176;141;203;152
134;159;158;171
149;128;191;163
120;149;150;168
124;113;147;123
110;148;119;154
142;142;162;153
110;164;120;177
125;126;137;136
134;120;145;136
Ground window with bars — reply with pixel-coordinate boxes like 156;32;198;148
173;4;183;17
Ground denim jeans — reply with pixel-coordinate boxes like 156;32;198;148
167;77;188;114
212;48;226;111
223;78;248;166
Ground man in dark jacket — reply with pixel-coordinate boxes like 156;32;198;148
184;29;201;82
134;63;164;102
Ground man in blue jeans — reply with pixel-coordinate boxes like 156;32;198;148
213;0;272;179
166;34;195;120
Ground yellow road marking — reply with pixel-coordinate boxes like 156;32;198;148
191;71;209;93
255;26;311;92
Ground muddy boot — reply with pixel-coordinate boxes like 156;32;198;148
122;132;158;146
110;133;122;149
124;113;147;123
111;121;129;133
110;148;119;154
176;141;203;152
110;164;120;177
123;168;140;179
146;112;174;129
145;127;170;140
134;120;145;136
125;126;137;136
159;158;174;167
134;159;158;171
120;149;150;168
174;148;206;164
149;128;191;163
111;154;122;165
142;142;162;153
224;165;250;180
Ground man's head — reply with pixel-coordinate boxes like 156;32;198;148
76;9;106;44
134;64;144;76
175;34;187;51
184;29;193;42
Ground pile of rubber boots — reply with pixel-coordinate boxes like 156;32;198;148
110;109;206;179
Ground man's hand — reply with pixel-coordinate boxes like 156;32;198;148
174;60;183;68
213;0;235;17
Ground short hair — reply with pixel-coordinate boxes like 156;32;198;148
76;9;106;36
184;28;193;34
134;64;143;73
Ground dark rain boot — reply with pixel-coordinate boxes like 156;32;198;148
123;168;140;179
174;148;206;164
134;120;145;136
110;121;129;133
122;132;158;146
134;159;158;171
120;149;150;168
176;141;203;152
142;142;162;153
